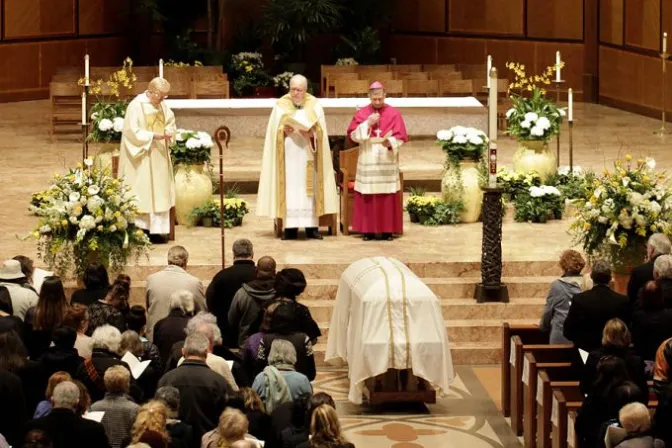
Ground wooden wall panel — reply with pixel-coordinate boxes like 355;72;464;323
449;0;524;35
663;0;672;49
526;0;583;40
0;43;40;91
437;37;487;64
4;0;75;39
388;35;438;63
79;0;129;35
600;0;624;45
625;0;661;50
392;0;446;32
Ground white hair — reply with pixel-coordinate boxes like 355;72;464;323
91;324;122;353
52;381;80;409
654;255;672;279
183;332;210;357
289;74;308;90
169;290;195;314
268;339;297;366
186;312;222;345
649;233;671;257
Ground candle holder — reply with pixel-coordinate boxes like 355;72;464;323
568;120;574;173
655;52;670;136
551;80;565;167
81;84;90;163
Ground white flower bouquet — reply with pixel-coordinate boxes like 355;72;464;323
170;129;214;166
505;88;565;143
514;184;564;223
436;126;488;164
571;155;672;269
28;158;150;279
335;58;358;66
273;72;295;90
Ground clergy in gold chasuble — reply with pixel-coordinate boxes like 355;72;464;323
118;92;176;234
256;93;338;229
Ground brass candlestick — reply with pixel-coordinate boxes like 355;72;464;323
552;80;565;167
655;52;670;136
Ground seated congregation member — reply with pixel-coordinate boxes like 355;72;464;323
278;392;334;448
126;306;164;372
12;256;47;294
70;263;110;307
34;371;71;419
90;366;139;448
0;367;27;447
146;246;206;342
0;330;47;416
121;330;160;398
129;401;171;448
158;333;233;442
654;255;672;308
87;281;128;336
23;381;110;448
229;256;277;348
632;281;672;365
76;325;142;403
253;340;312;413
21;429;53;448
38;326;82;379
72;379;92;416
604;402;665;448
62;304;93;360
153;290;194;365
243;302;281;381
274;268;321;343
628;234;671;306
0;284;22;338
154;386;194;448
581;319;648;398
239;388;274;446
24;276;69;359
201;408;262;448
297;404;353;448
257;302;316;381
0;259;38;320
539;250;587;344
575;357;647;448
564;259;630;351
207;239;257;348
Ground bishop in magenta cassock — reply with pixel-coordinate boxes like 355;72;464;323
346;82;408;241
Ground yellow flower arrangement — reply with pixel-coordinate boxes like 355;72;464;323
504;61;564;96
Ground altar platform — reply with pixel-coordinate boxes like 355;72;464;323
166;96;487;138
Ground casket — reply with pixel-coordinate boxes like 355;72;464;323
325;257;454;404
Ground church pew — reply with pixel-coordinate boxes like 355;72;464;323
524;353;582;448
510;341;574;436
567;410;578;448
501;323;547;417
537;368;581;448
389;64;422;72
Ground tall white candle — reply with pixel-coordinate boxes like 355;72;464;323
664;32;668;54
568;88;573;122
486;55;492;89
81;92;87;125
159;59;164;79
489;67;498;141
555;51;561;82
84;54;90;86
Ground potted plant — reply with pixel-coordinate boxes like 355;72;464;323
335;58;358;67
505;62;566;181
273;71;295;94
224;197;250;227
79;58;137;174
231;52;273;97
570;155;672;293
436;126;488;223
406;195;440;224
170;129;214;226
190;201;220;227
404;187;426;222
335;27;382;65
27;158;151;279
513;185;563;223
496;168;542;202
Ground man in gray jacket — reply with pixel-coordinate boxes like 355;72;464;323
228;256;277;348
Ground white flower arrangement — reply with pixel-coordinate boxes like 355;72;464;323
529;185;561;197
232;52;263;65
273;72;295;90
335;58;358;66
436;126;488;163
170;129;213;166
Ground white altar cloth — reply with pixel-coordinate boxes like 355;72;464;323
325;256;455;404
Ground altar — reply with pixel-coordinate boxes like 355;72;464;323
165;97;487;138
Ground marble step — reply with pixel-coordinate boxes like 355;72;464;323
104;260;561;282
69;276;555;305
312;341;502;367
314;318;539;344
302;298;546;322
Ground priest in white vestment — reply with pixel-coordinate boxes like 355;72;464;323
325;257;455;404
118;77;176;242
257;75;338;240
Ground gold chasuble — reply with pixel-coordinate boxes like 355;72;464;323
118;93;176;215
257;94;338;221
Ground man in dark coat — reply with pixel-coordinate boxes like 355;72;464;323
564;259;630;351
206;239;256;347
23;381;110;448
628;233;671;306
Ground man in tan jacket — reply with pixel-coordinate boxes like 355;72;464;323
146;246;206;341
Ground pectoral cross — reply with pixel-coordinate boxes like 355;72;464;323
375;129;382;138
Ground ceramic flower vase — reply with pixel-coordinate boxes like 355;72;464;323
441;160;483;223
174;164;213;226
93;142;120;175
513;140;556;182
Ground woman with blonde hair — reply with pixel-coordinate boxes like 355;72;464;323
201;408;261;448
539;249;587;344
581;318;648;398
303;405;353;448
131;400;171;447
